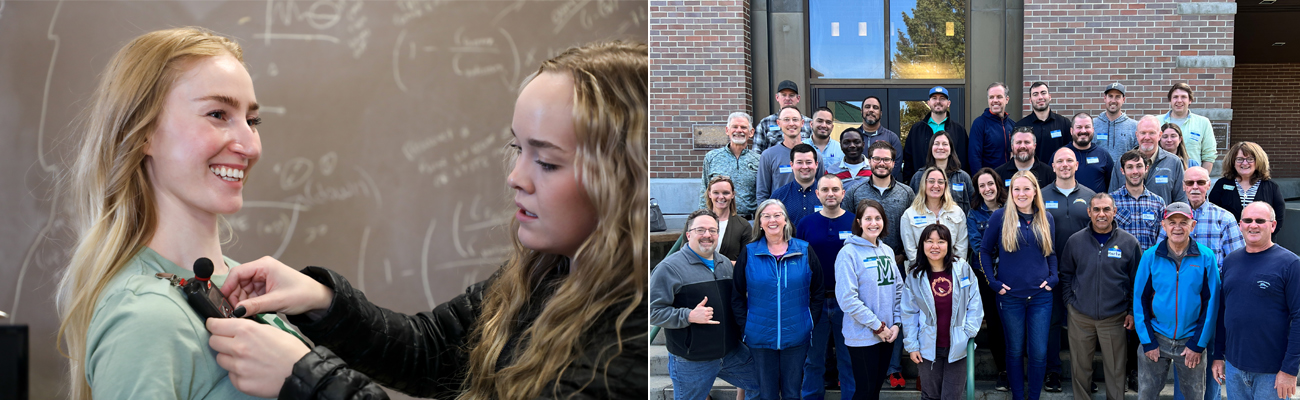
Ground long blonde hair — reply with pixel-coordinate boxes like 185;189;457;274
908;167;961;214
1000;172;1053;256
460;41;647;399
55;27;244;400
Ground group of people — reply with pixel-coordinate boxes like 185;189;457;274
651;79;1298;400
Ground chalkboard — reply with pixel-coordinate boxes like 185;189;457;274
0;1;647;398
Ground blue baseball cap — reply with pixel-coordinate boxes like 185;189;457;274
929;86;949;99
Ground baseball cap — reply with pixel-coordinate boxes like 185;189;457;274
777;80;799;94
1164;202;1193;219
929;86;949;99
1104;82;1126;96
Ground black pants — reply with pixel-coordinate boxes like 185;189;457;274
849;341;894;400
974;267;1007;373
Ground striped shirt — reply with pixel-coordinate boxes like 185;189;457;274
1111;186;1167;250
1157;201;1245;266
1237;180;1261;210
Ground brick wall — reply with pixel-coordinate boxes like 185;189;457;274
649;0;751;179
1022;1;1233;123
1232;64;1300;179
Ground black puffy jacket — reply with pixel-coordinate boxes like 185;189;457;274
278;265;648;399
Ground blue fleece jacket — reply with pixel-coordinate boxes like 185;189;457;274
1133;240;1220;353
968;108;1016;173
977;208;1058;298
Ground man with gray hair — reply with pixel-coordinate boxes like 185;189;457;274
1108;115;1187;204
701;112;762;217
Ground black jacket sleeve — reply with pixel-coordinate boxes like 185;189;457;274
807;251;825;323
282;266;485;399
732;246;750;329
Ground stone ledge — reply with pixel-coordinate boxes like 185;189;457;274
1175;56;1235;69
1175;2;1236;15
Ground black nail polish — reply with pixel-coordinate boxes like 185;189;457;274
232;305;246;318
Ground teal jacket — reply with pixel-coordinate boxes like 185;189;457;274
1133;240;1221;353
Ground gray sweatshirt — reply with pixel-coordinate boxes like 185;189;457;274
835;235;903;347
1093;112;1138;165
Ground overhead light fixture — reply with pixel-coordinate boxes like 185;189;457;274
1261;0;1276;4
1274;42;1287;46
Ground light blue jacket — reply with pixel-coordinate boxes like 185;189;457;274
901;258;984;362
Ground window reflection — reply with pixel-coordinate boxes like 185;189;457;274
810;0;886;79
890;0;966;79
826;101;866;141
900;101;930;144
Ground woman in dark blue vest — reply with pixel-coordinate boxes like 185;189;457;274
733;198;825;399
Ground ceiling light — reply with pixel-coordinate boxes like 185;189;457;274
1274;42;1287;46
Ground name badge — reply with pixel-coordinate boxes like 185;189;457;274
768;124;779;131
1154;175;1169;184
814;205;824;213
1108;247;1123;259
1004;179;1012;187
1046;201;1059;209
1097;133;1109;141
864;258;879;269
779;164;792;174
959;275;972;288
1142;212;1156;221
839;231;853;240
952;183;965;192
912;215;931;227
1224;184;1235;190
1190;131;1202;140
1050;130;1062;138
1087;157;1100;164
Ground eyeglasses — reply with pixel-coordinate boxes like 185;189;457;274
779;117;802;123
689;227;719;235
869;157;893;163
1241;218;1273;225
925;179;948;185
760;213;786;220
1236;157;1256;165
1183;180;1208;186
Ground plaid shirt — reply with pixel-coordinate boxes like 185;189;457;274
1111;186;1166;250
1157;201;1245;266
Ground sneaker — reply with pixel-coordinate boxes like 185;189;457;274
996;371;1010;392
889;372;906;390
1045;372;1063;392
1126;370;1138;392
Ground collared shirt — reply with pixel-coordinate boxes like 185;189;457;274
803;138;844;171
771;180;822;230
1157;201;1244;266
700;145;762;215
1111;186;1166;250
754;114;812;154
1016;110;1073;164
927;116;948;137
828;159;871;193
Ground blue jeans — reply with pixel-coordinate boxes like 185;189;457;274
1225;360;1281;400
1172;359;1223;400
887;329;904;375
752;344;809;400
802;297;855;399
998;294;1052;400
668;344;761;400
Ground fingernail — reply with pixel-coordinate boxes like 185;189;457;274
233;306;246;318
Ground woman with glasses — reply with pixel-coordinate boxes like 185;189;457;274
966;167;1011;390
901;167;969;269
733;199;825;400
1158;123;1196;169
909;131;974;213
977;171;1057;400
1209;141;1286;230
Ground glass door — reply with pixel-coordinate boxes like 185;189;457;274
811;87;964;145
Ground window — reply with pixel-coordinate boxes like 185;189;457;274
890;0;966;79
809;0;967;80
809;0;886;79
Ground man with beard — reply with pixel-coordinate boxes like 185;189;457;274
994;127;1055;189
904;86;968;178
755;80;813;153
1110;150;1167;251
1067;112;1114;193
1017;82;1073;163
1156;166;1243;400
805;107;845;170
828;128;871;193
1158;83;1217;168
969;82;1018;172
1040;147;1097;392
771;143;824;229
701;112;761;217
758;106;823;201
1212;202;1300;400
1108;116;1187;205
1094;83;1138;165
844;141;916;263
796;175;858;400
650;209;762;400
859;95;905;178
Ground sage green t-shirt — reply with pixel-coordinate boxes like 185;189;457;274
85;247;288;399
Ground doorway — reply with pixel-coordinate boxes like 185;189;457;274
811;87;965;145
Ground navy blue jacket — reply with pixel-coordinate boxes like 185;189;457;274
968;108;1016;172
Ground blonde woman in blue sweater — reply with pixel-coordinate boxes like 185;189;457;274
836;199;903;400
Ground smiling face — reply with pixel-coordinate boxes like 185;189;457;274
726;116;752;145
1011;176;1037;212
923;230;949;263
708;180;735;214
778;108;803;140
1159;128;1182;154
977;173;1000;205
1104;90;1125;114
987;85;1007;114
1072;115;1094;148
145;54;261;218
1169;88;1191;114
927;93;949;115
792;150;819;185
508;72;598;258
816;176;844;210
1030;84;1051;112
1136;119;1160;155
1088;196;1116;232
1162;214;1195;244
859;206;884;241
1235;149;1257;178
1012;131;1036;163
931;134;951;162
1183;167;1210;208
841;130;864;161
869;147;894;179
924;170;947;201
1240;203;1277;247
686;214;719;257
1052;147;1077;181
861;97;882;126
812;109;834;140
758;203;788;239
1122;158;1147;188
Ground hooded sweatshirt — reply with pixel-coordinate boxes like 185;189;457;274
835;234;903;347
1093;112;1138;166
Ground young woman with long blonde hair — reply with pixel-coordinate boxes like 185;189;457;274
202;41;648;399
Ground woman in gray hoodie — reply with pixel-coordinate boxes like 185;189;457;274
901;224;984;400
836;199;903;400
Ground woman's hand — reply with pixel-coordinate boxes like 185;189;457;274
207;318;311;398
221;256;333;317
1039;281;1052;291
910;351;923;364
886;325;900;343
